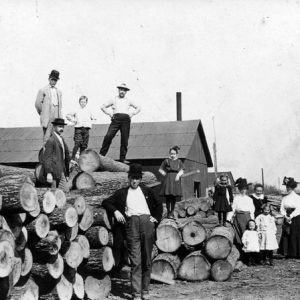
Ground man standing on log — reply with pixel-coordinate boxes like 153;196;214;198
100;83;141;164
35;70;63;145
103;164;162;300
40;118;70;189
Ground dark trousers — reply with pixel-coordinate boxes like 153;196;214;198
71;127;90;159
126;215;155;296
100;113;131;161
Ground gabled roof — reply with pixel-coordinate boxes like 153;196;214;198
208;171;235;187
0;119;213;166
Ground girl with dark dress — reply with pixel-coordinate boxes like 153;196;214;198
159;146;184;218
249;183;268;218
213;175;233;225
279;177;300;258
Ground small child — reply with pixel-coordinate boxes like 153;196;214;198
241;219;260;266
66;96;96;162
255;204;278;266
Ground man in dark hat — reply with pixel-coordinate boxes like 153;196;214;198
35;70;63;145
40;118;70;189
102;163;162;300
100;83;141;163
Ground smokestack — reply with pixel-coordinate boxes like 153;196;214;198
176;92;182;121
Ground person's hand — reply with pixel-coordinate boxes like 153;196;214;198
150;216;158;223
175;174;180;181
46;173;53;183
114;210;125;224
129;113;134;118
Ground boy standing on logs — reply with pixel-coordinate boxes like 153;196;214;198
35;70;63;145
100;83;141;164
40;118;70;189
102;164;162;300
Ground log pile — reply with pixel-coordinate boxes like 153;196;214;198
152;197;240;283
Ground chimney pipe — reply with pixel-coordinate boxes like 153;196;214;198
176;92;182;121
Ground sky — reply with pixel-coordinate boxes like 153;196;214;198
1;0;300;186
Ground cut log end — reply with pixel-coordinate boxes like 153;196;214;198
42;190;56;214
84;275;111;300
0;240;15;277
20;182;39;212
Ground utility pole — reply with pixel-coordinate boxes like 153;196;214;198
212;116;218;180
261;168;264;188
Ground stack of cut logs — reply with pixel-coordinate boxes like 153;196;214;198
152;197;240;284
0;150;158;300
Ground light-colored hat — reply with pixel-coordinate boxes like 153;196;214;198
117;83;130;91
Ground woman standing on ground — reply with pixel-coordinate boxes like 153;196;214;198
279;177;300;258
249;183;268;218
231;178;255;249
159;146;184;218
213;174;233;226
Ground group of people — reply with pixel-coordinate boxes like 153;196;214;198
212;174;300;266
34;69;140;187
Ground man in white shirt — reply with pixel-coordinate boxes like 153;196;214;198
102;164;162;300
100;83;141;163
35;70;63;145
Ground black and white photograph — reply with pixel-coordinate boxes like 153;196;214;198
0;1;300;299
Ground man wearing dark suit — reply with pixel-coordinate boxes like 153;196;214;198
35;70;63;145
41;118;70;188
102;164;162;300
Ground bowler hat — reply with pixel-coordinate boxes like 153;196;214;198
128;163;143;178
282;176;299;188
235;177;252;190
49;70;60;80
117;83;130;91
51;118;67;126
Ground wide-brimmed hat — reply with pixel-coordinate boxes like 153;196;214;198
128;163;143;178
51;118;67;126
49;70;60;80
235;177;252;190
282;176;299;188
117;83;130;91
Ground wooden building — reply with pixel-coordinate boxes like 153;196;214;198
0;119;213;199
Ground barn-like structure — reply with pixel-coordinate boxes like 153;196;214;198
0;119;213;199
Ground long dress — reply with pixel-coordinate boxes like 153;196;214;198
159;158;184;197
213;184;233;212
255;214;278;250
279;191;300;258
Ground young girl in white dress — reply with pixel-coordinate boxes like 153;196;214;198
256;204;278;266
241;219;260;266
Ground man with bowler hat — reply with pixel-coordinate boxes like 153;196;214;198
100;83;141;163
35;70;63;145
40;118;70;189
102;163;162;300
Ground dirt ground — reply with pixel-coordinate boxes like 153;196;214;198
108;257;300;300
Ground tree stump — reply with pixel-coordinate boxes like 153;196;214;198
211;260;233;281
156;218;182;253
178;251;211;281
152;253;181;281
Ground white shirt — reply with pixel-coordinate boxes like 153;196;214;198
280;190;300;219
103;96;139;115
50;86;59;106
54;132;65;158
67;106;95;128
126;187;150;217
242;230;260;252
232;194;255;219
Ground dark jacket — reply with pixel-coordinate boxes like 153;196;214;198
102;185;163;224
249;195;268;217
41;133;70;181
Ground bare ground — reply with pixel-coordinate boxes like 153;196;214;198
108;257;300;300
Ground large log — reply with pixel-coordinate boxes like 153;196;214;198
226;245;240;269
79;247;114;274
66;195;86;216
48;205;78;228
79;149;129;173
74;235;90;259
0;229;16;250
0;165;36;182
9;277;39;300
156;218;182;253
74;172;96;190
209;225;235;243
0;175;38;214
63;223;79;241
27;214;50;239
85;226;109;248
210;260;233;282
40;190;56;214
152;253;181;281
178;219;207;247
93;207;111;230
62;241;84;269
178;251;211;281
79;205;94;232
0;240;15;278
84;275;111;300
73;273;85;300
